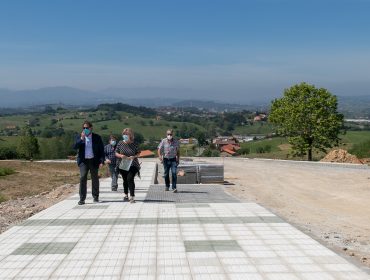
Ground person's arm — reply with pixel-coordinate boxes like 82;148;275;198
98;136;105;166
73;135;84;150
104;145;111;164
157;140;163;162
115;143;127;159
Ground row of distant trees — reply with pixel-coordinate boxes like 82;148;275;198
0;82;356;161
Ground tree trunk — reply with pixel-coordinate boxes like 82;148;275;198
308;148;312;161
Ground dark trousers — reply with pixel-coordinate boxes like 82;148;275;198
119;166;138;197
163;158;177;189
79;159;99;201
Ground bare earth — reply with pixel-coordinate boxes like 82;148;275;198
195;157;370;269
0;161;82;233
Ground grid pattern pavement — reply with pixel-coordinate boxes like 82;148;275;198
0;161;369;279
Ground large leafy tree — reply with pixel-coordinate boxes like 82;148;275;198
269;82;344;161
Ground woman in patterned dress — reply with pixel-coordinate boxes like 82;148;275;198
115;128;141;203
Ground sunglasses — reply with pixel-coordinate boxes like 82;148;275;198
167;133;172;136
83;127;90;129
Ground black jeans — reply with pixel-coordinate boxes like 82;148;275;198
119;166;139;197
163;158;178;189
79;159;99;201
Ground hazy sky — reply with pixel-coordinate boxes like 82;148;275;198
0;0;369;102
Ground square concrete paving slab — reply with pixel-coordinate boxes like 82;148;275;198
0;160;368;279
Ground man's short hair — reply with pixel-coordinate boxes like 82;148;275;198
82;120;93;128
167;129;174;134
109;134;117;140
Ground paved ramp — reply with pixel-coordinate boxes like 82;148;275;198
0;161;368;279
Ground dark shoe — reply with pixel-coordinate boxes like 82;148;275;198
173;189;178;193
111;188;117;191
78;201;85;205
93;198;99;203
123;195;129;201
165;187;169;191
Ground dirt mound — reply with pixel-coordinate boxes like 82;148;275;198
321;149;363;164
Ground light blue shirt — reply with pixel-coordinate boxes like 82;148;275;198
85;134;94;159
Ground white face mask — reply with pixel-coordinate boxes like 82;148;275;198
167;135;173;140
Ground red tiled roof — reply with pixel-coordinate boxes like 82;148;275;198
221;144;240;151
222;148;236;155
138;150;155;157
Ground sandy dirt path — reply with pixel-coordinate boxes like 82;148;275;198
195;157;370;269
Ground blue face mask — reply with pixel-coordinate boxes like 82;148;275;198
83;128;91;135
111;140;116;146
122;135;129;142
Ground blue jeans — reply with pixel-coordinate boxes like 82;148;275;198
163;158;177;189
108;164;118;190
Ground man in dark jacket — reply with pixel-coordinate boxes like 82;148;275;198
73;120;105;205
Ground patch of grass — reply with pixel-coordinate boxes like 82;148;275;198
0;193;6;203
339;131;370;149
233;122;275;135
240;137;287;153
349;139;370;158
0;167;16;177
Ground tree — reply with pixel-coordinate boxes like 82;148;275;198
17;125;40;159
134;132;145;145
194;131;207;146
269;82;344;161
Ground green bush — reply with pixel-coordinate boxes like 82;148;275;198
0;167;16;177
349;139;370;158
202;147;220;157
255;144;272;154
0;146;19;159
238;147;250;155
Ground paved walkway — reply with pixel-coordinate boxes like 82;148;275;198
0;161;369;279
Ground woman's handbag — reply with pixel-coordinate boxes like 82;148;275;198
119;158;132;171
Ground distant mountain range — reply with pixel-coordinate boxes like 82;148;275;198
0;86;262;111
0;86;369;116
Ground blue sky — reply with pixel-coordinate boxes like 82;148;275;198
0;0;369;102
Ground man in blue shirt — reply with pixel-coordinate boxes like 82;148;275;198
74;121;104;205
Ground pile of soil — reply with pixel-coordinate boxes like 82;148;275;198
320;149;363;164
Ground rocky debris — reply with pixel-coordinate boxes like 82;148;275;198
320;149;363;164
0;184;77;234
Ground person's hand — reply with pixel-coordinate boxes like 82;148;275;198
159;157;163;163
99;163;103;168
105;159;111;164
80;131;85;140
129;156;135;160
